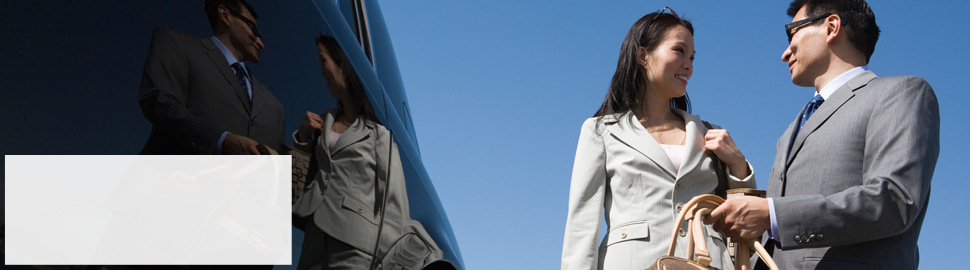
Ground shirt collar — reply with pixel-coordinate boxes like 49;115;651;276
816;65;869;100
210;36;246;72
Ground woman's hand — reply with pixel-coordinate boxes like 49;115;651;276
704;129;750;178
297;111;324;143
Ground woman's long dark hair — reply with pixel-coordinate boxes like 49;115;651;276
316;32;380;125
594;12;694;123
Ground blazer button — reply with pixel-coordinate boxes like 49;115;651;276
357;208;363;214
249;120;256;127
675;204;684;213
794;235;802;243
817;234;824;241
675;183;681;189
324;174;330;180
802;235;811;243
620;233;627;239
808;234;816;242
678;228;686;237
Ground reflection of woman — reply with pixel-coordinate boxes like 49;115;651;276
292;33;438;269
561;8;755;270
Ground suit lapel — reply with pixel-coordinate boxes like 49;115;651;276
785;70;878;168
201;38;252;115
319;111;336;158
331;114;373;155
674;110;705;181
606;111;677;179
250;77;265;117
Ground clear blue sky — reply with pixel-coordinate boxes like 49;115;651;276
379;0;970;269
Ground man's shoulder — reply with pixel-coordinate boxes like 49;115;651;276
870;74;930;87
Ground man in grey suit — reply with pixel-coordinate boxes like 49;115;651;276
140;0;285;156
133;0;284;269
704;0;939;269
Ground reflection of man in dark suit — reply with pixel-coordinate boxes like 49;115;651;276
131;0;283;270
140;0;284;156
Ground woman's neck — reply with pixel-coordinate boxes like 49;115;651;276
337;98;359;124
635;88;678;125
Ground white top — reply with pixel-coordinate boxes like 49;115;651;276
328;131;341;152
658;144;686;175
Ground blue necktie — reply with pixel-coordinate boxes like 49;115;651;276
231;62;251;103
799;94;825;129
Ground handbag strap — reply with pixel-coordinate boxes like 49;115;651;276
664;194;779;270
702;121;729;198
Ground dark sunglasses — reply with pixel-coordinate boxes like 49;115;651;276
224;5;261;38
653;6;681;22
785;13;834;43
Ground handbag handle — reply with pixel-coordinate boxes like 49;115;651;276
663;194;779;270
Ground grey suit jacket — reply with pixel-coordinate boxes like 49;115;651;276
562;110;756;270
763;71;939;269
139;26;285;155
291;110;441;267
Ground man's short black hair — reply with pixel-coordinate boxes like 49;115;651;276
788;0;880;63
204;0;258;31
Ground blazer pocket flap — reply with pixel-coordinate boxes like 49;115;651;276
607;221;650;246
341;195;377;225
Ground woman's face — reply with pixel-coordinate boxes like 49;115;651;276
642;25;694;99
317;42;348;99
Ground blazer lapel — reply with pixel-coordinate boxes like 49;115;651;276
201;38;252;115
331;115;373;155
606;111;677;179
674;110;705;181
250;76;265;118
785;70;877;168
318;110;337;158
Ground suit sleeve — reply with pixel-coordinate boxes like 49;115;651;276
772;77;939;249
138;26;226;155
561;119;607;270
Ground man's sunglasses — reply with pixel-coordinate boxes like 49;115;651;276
224;5;261;38
785;13;834;43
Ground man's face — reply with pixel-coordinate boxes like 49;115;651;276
225;4;264;63
782;6;830;87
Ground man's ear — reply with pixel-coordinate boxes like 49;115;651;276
825;14;843;44
218;5;232;27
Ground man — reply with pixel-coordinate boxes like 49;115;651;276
705;0;939;269
139;0;284;156
133;0;284;269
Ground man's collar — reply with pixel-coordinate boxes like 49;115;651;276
816;65;869;100
210;36;244;69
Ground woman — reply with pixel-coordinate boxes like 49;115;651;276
561;8;755;270
291;33;440;269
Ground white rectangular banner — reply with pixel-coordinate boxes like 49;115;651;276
4;155;292;265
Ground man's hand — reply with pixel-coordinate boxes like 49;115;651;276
222;133;260;155
704;196;771;240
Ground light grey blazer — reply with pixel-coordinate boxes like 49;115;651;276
562;109;756;270
291;110;441;268
763;71;939;269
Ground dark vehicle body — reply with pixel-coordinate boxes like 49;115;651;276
0;0;463;269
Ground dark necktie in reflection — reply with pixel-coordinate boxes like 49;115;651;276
231;62;251;105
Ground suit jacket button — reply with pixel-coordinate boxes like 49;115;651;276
620;233;627;239
324;174;330;180
675;183;681;189
817;234;824;241
357;208;363;214
808;234;816;242
802;235;811;243
678;228;686;237
675;204;684;213
794;235;802;243
249;120;256;127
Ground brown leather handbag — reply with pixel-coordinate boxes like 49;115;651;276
646;194;779;270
